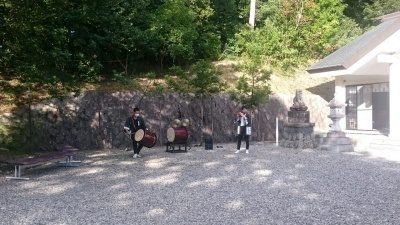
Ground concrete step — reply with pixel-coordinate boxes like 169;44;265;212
368;139;400;151
316;133;398;151
344;133;388;151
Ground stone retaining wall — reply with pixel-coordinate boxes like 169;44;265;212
0;91;331;151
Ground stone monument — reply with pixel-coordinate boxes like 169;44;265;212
280;89;318;149
318;94;353;152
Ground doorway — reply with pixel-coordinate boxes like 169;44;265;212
345;83;389;131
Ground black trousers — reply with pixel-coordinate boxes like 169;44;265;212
132;140;143;154
237;126;249;150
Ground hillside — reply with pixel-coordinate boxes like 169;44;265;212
0;60;335;114
214;60;335;102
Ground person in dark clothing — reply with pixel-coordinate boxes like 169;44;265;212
235;106;251;154
124;107;146;158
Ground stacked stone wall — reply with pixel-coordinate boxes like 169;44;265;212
0;91;331;151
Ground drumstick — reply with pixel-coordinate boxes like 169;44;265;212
123;129;134;140
123;128;149;135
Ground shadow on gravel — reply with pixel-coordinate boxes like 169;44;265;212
1;144;400;224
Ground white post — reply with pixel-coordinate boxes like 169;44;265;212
249;0;256;27
389;62;400;139
276;117;279;146
378;53;400;139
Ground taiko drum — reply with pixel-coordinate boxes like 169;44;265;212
134;129;157;148
166;127;188;143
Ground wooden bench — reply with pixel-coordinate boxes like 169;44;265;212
3;144;81;180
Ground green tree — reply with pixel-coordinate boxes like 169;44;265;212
363;0;400;28
0;1;11;75
150;0;198;70
166;60;226;143
1;1;108;84
189;0;221;60
166;60;225;94
236;0;252;24
229;28;271;108
233;0;362;73
211;0;239;49
342;0;372;28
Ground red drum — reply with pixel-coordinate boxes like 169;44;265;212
134;129;157;148
167;127;188;143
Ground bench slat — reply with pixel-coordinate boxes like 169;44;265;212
5;144;80;180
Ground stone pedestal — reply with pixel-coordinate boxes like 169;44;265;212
288;111;310;123
318;131;353;152
280;89;318;149
280;122;318;149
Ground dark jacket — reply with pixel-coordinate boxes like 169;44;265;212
124;116;146;133
235;113;251;127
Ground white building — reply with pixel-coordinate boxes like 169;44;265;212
307;11;400;140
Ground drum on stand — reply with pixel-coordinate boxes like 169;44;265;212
167;127;188;143
134;129;157;148
181;119;190;127
171;119;181;128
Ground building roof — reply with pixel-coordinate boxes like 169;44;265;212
307;11;400;74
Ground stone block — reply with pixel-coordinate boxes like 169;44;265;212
326;131;346;138
288;111;310;123
319;134;353;152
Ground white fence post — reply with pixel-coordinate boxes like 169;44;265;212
276;117;279;146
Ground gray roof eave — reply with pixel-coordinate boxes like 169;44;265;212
306;65;345;74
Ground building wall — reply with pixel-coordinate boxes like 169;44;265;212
335;75;390;131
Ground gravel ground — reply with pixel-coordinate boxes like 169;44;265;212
1;142;400;225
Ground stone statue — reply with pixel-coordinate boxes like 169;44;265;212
290;89;308;111
281;89;316;149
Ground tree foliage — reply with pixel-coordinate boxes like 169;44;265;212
229;28;271;108
363;0;400;28
189;0;221;60
342;0;400;29
226;0;361;74
0;0;229;85
342;0;373;28
166;60;226;95
230;60;271;108
0;0;399;96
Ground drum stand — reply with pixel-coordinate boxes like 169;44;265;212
166;141;188;153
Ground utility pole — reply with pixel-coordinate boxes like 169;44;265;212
249;0;256;27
